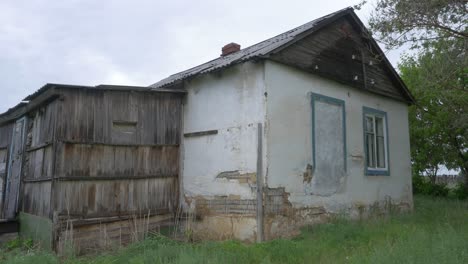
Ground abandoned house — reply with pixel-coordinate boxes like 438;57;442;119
0;7;414;252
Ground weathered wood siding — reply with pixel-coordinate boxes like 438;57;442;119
55;144;179;179
21;101;59;218
22;181;52;218
21;145;54;218
50;89;183;222
29;101;58;147
53;143;179;218
0;122;14;148
0;122;14;217
55;89;182;145
270;17;408;102
16;89;183;221
3;86;183;252
54;177;178;218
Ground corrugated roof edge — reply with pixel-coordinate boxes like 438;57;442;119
149;7;354;89
0;83;186;124
0;102;28;120
25;83;185;101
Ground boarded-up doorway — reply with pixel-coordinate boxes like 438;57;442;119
311;93;346;196
3;117;27;219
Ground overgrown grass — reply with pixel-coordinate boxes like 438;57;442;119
1;195;467;264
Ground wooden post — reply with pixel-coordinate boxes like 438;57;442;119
256;123;264;242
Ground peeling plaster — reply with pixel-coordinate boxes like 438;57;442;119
178;60;412;241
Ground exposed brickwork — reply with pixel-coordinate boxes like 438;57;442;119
194;196;256;216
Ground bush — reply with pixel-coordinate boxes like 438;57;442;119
412;175;426;194
412;175;449;197
452;183;468;200
429;183;450;197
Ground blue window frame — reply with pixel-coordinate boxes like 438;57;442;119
363;107;389;176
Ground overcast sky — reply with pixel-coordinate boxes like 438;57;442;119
0;0;404;113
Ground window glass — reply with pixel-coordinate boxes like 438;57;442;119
376;117;384;136
363;109;388;173
366;133;375;167
365;116;374;132
376;136;385;168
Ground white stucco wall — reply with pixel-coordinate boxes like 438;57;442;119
181;61;266;200
264;61;412;212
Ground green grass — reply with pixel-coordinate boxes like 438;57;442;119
1;195;467;264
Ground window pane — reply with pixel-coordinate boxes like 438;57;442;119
366;133;375;167
365;116;374;132
377;136;386;168
375;117;384;136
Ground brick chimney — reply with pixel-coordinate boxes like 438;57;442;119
221;42;241;56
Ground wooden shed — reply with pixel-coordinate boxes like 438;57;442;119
0;84;184;253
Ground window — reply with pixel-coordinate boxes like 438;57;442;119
363;107;389;175
111;120;137;144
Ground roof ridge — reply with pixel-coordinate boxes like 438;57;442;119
150;7;354;88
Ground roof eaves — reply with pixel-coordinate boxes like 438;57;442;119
24;83;94;101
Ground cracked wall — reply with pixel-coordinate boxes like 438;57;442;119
178;60;413;242
179;62;266;241
263;60;413;226
181;62;266;202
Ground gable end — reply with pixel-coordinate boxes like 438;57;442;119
266;14;414;103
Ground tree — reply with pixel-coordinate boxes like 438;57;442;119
368;0;468;186
399;39;467;183
368;0;467;49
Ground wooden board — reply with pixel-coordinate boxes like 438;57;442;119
0;123;13;149
55;90;183;145
54;177;178;218
3;118;27;219
22;181;52;218
270;17;409;102
55;143;179;179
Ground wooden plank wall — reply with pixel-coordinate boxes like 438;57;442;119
0;123;13;148
51;89;183;221
21;100;58;218
53;143;179;218
55;90;182;145
55;144;179;179
0;122;14;217
15;88;183;229
270;17;408;102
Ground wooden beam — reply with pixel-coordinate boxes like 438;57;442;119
256;123;264;242
59;140;179;148
183;130;218;138
25;142;53;152
23;177;53;183
54;174;178;181
57;211;173;227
